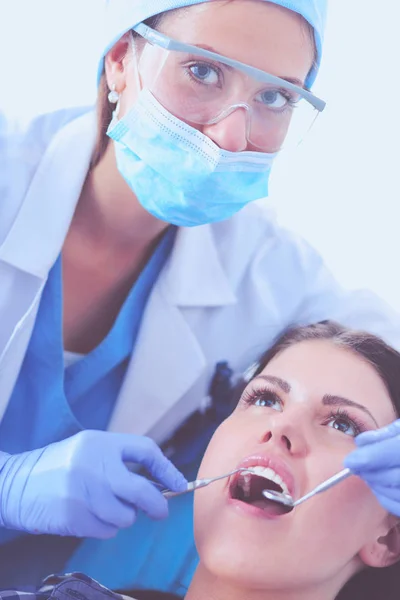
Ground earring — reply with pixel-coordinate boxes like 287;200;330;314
108;84;120;104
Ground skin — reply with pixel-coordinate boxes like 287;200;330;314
190;340;400;600
62;0;314;353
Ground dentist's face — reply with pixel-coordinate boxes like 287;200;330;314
112;0;315;153
194;340;396;594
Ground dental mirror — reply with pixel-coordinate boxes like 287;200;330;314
262;488;294;509
262;467;352;513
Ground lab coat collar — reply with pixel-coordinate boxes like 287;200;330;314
160;225;237;307
108;279;208;437
109;222;237;438
0;110;96;278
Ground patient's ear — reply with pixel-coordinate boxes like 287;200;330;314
359;517;400;568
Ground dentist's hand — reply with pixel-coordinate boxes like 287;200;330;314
345;419;400;516
0;431;187;538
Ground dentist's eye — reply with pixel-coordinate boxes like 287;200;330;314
242;388;283;411
256;88;299;111
187;61;221;86
324;409;365;437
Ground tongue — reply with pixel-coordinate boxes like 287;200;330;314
250;497;286;513
246;476;288;515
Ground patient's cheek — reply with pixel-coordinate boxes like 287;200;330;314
197;419;234;479
338;474;378;511
194;421;237;535
314;475;385;544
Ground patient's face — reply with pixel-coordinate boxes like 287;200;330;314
194;340;396;592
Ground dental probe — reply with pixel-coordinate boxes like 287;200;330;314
262;467;353;512
161;467;255;499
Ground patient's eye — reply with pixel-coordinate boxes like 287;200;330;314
324;410;363;437
243;388;283;411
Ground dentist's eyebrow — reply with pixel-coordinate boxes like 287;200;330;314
194;44;234;70
322;394;379;427
255;375;291;394
194;45;305;86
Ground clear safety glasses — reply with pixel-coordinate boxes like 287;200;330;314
132;23;326;153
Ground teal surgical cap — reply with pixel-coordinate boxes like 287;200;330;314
98;0;327;87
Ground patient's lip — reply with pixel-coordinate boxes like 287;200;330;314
232;454;296;498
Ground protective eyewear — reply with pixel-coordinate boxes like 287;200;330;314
133;23;326;152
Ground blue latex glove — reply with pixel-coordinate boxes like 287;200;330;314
0;431;187;539
345;419;400;516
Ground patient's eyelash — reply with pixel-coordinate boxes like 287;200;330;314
323;408;367;437
241;386;283;409
241;387;368;437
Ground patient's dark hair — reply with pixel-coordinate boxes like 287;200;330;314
254;320;400;600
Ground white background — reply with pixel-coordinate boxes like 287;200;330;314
1;0;399;309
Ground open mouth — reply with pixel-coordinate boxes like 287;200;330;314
230;467;291;516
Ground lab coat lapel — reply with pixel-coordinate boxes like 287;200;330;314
0;111;96;278
108;225;237;436
0;111;96;422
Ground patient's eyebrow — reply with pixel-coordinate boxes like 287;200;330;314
255;375;291;394
322;394;378;427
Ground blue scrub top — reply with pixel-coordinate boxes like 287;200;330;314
0;224;233;594
0;226;176;458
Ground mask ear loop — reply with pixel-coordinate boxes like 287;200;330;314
109;95;121;124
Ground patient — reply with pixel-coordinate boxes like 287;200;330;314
1;321;399;600
189;320;400;600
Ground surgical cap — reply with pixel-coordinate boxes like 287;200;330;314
98;0;328;87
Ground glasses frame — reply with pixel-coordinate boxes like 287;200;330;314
133;22;326;114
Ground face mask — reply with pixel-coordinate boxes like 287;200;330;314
107;89;277;227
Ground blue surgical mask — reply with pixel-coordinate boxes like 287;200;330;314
107;89;277;227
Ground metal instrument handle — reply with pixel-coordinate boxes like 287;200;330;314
293;468;352;507
312;467;352;494
161;467;252;499
162;480;207;499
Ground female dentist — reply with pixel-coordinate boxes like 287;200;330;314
0;0;400;592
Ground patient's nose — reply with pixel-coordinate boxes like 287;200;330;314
261;412;309;457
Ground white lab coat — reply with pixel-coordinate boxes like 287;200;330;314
0;108;399;446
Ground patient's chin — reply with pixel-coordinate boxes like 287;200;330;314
198;543;265;588
194;515;361;595
196;531;290;590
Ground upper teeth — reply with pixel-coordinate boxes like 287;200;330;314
243;473;251;498
244;466;290;496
